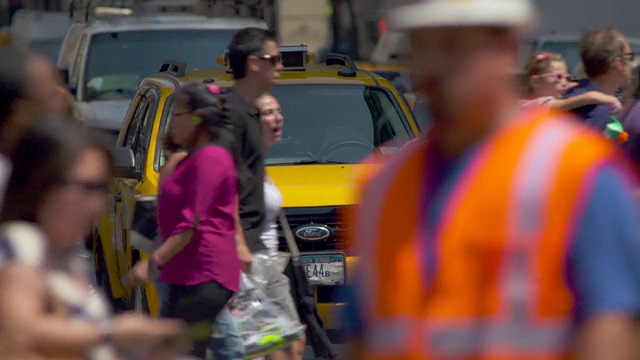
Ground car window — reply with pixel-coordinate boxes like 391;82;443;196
159;84;413;166
123;91;157;172
157;97;174;169
267;84;412;164
83;29;236;102
123;96;150;149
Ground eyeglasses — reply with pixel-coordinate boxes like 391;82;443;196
618;52;636;62
257;54;283;66
539;71;570;81
64;179;109;195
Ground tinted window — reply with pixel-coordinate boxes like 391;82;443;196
83;30;236;101
267;84;412;164
159;84;413;166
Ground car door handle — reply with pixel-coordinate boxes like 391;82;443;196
114;193;123;202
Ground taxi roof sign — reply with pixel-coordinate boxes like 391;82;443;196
217;45;316;72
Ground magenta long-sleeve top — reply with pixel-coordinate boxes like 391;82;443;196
157;145;240;292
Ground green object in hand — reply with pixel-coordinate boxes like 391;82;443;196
604;116;629;143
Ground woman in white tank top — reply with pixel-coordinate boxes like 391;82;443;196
258;95;285;256
256;94;306;360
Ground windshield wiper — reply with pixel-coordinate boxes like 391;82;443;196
292;159;349;165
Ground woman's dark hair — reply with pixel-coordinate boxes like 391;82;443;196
0;117;113;224
162;132;185;154
174;82;239;164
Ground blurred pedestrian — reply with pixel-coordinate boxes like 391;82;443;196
522;51;622;111
0;118;185;360
225;27;284;272
343;0;640;359
565;26;634;130
0;49;71;181
130;83;241;359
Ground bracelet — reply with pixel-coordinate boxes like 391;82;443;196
98;320;114;345
150;254;163;271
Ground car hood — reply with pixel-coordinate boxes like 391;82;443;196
77;99;131;132
267;164;376;208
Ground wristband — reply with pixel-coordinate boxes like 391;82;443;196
150;254;163;271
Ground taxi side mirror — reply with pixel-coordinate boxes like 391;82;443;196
111;146;142;180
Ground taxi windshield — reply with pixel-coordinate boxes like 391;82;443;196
83;29;235;102
159;84;413;167
267;84;413;165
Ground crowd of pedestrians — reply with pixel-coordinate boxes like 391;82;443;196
4;0;640;359
0;28;322;360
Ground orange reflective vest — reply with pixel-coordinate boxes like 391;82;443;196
350;108;630;359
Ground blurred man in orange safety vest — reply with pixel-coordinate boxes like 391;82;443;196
341;0;640;359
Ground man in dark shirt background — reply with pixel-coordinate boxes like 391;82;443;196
226;28;283;267
565;26;634;131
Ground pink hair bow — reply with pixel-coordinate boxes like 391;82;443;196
208;85;221;94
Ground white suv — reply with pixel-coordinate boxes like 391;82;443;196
58;12;267;140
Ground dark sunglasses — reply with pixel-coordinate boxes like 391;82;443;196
64;179;109;195
257;54;283;66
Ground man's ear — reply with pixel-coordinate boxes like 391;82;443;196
612;57;623;72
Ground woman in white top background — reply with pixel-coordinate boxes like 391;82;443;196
257;94;306;360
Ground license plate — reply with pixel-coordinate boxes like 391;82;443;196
300;252;346;286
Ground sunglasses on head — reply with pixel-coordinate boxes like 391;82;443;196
530;52;551;75
257;54;282;66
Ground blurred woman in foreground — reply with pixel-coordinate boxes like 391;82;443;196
0;118;185;359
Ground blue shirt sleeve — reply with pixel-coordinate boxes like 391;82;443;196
568;165;640;321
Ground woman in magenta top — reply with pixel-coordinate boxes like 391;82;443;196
132;83;242;359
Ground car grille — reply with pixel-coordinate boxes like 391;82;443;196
277;206;350;252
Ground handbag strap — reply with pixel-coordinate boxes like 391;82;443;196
278;211;300;260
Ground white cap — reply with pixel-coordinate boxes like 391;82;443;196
388;0;538;34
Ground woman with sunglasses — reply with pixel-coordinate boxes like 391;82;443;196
0;118;185;360
521;52;623;112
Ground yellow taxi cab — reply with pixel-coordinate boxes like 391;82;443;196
93;45;420;331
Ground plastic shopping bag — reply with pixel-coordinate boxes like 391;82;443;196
228;256;305;359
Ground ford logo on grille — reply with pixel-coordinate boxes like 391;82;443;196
295;224;332;241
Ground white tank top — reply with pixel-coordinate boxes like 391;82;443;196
261;179;282;256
